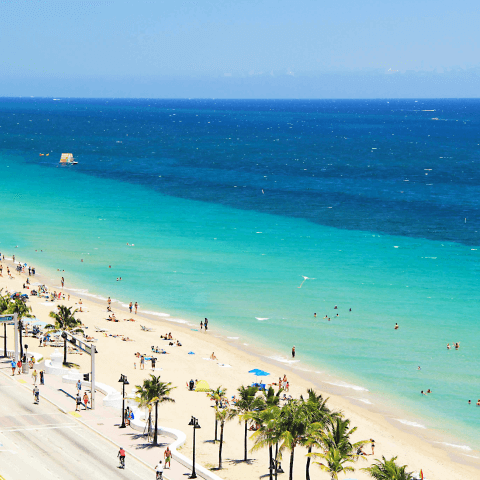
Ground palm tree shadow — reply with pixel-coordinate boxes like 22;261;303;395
126;433;168;448
226;458;256;466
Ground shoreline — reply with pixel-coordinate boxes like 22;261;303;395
1;253;480;479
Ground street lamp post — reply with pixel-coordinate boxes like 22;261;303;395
18;320;24;359
118;374;129;428
188;416;201;479
24;344;28;362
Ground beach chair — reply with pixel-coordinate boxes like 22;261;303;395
95;326;108;332
140;325;154;332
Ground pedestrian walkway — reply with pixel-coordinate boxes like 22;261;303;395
0;358;193;480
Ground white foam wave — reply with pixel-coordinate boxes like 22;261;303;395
141;310;170;318
462;454;479;459
435;442;472;451
227;337;239;339
348;397;373;405
324;381;369;392
255;317;269;321
267;355;300;365
395;419;426;429
67;288;89;293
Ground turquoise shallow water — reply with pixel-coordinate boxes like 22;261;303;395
1;98;479;455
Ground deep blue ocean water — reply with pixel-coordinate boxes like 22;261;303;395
1;98;479;454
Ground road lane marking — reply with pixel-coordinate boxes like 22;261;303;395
0;424;79;433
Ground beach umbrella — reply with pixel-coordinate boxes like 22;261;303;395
248;368;270;383
195;380;210;392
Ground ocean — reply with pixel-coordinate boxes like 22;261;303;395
0;97;479;454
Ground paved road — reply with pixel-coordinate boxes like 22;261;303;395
0;372;154;480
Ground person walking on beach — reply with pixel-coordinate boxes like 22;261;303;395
129;302;133;314
61;276;64;287
151;357;156;371
200;320;203;331
33;385;40;404
164;446;172;468
204;318;208;331
140;355;145;370
135;302;138;314
292;346;296;358
370;439;375;455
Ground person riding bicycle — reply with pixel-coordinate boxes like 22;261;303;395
118;447;126;468
155;460;164;479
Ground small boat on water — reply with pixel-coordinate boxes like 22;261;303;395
59;153;77;165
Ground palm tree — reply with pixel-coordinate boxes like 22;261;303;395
235;385;264;461
48;305;81;364
135;374;175;445
8;298;33;359
208;386;227;442
215;405;236;469
308;417;367;480
0;291;12;357
277;399;310;480
264;385;283;408
362;456;413;480
312;447;356;480
300;389;338;480
322;417;366;455
249;405;282;480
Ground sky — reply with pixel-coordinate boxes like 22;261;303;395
1;0;479;98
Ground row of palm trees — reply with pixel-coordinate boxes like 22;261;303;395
209;385;414;480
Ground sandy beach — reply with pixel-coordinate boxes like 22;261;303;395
1;255;479;480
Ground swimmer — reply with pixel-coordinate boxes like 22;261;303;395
394;323;399;330
426;389;432;394
314;313;316;318
334;305;337;309
418;366;421;370
421;390;427;395
447;343;451;349
455;342;460;350
468;400;471;404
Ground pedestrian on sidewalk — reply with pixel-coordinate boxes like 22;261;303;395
155;460;164;478
76;379;81;393
17;359;22;375
83;392;89;410
11;359;16;376
32;369;38;384
40;370;44;385
164;446;172;468
75;393;82;411
33;385;40;404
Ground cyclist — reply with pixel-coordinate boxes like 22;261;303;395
118;446;126;469
155;460;164;479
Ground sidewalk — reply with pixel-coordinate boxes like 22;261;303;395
0;357;193;480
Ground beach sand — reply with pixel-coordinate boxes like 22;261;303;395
1;257;479;480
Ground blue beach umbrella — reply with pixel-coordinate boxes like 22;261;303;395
248;368;270;384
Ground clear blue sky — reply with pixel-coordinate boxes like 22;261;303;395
1;0;479;98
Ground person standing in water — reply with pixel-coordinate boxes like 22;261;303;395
292;346;296;358
204;318;208;331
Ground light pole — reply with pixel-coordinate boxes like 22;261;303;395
118;374;129;428
188;416;201;478
24;344;28;362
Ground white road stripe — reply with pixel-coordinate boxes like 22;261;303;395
1;424;79;433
